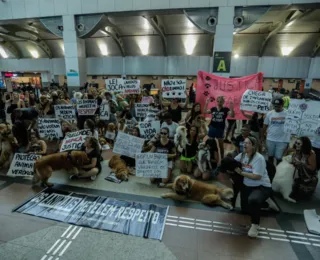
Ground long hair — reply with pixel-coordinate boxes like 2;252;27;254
132;126;141;137
85;119;95;134
187;125;199;143
87;136;100;152
241;136;258;164
295;136;312;155
190;102;202;120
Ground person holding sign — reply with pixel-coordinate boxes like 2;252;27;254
150;127;176;187
26;131;47;155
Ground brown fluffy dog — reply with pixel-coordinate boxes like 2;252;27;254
33;151;89;187
162;175;234;209
108;155;131;181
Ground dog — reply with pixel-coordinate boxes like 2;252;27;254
161;175;234;209
0;123;17;169
272;155;296;203
108;155;131;181
174;126;187;153
197;142;212;173
33;151;89;187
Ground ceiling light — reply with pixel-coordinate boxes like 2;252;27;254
60;43;65;53
0;46;8;58
234;54;239;58
101;30;108;35
233;32;236;35
186;19;194;28
287;21;294;27
143;18;150;30
30;50;39;58
98;43;108;56
281;47;293;56
138;39;149;55
184;35;196;55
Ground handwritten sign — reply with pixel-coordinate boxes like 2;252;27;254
240;90;272;114
100;103;110;120
284;99;320;139
124;80;140;94
136;153;168;178
54;105;76;122
60;129;92;152
77;99;97;116
135;103;149;118
139;121;160;139
144;107;160;122
38;118;63;139
7;153;41;176
162;79;186;98
106;78;125;93
113;132;145;159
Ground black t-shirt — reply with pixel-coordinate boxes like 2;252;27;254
19;108;39;120
168;105;182;123
81;146;101;170
249;118;259;133
154;140;175;161
209;107;230;129
182;139;198;158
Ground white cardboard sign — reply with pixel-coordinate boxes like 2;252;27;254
135;103;149;118
240;90;272;114
7;153;41;177
124;80;141;94
38;118;63;139
106;78;125;93
162;79;186;98
138;121;161;140
77;99;97;116
113;132;145;159
54;105;76;122
100;103;110;120
136;153;168;178
60;129;92;152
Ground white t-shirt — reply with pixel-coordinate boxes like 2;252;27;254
161;121;179;138
235;153;271;187
264;110;290;143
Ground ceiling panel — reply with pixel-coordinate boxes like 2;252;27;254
14;41;48;58
232;35;265;56
122;36;164;56
160;14;204;35
85;37;123;57
45;39;64;58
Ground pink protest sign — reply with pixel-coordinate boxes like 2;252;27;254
196;71;264;120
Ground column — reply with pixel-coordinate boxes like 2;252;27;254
63;15;87;93
212;7;234;77
41;71;51;88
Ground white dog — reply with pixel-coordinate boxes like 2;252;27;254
272;155;296;203
174;126;187;153
197;142;212;173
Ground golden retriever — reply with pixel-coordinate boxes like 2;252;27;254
108;155;131;181
33;151;89;187
161;175;234;209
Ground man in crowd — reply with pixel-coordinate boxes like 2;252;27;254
161;112;179;139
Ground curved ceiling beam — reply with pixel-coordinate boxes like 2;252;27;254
0;25;52;58
311;37;320;57
0;40;22;58
259;9;314;57
103;17;125;57
143;15;168;56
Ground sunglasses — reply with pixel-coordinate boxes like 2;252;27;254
160;132;168;135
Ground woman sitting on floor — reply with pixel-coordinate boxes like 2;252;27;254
180;126;199;174
26;131;47;155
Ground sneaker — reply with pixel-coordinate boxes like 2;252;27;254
248;224;259;238
90;175;97;181
69;175;78;180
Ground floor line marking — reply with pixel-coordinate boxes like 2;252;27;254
165;223;177;226
269;233;287;238
196;227;213;232
286;231;304;235
48;257;53;260
66;226;78;239
195;223;212;227
271;237;290;242
40;255;47;260
257;236;270;240
59;241;72;256
72;227;83;240
308;238;320;243
178;224;194;229
214;229;232;235
306;233;320;238
288;235;308;240
167;215;178;219
267;228;285;233
258;231;268;235
52;240;66;255
212;221;229;226
178;220;194;225
179;217;195;221
195;219;211;223
312;243;320;247
291;240;311;245
61;226;72;238
47;239;61;254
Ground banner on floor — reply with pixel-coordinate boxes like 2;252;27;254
124;80;141;94
7;153;41;177
14;188;168;240
162;79;186;99
135;103;149;118
136;153;168;178
60;129;92;152
77;99;97;116
138;121;160;140
113;132;145;158
196;71;263;120
100;103;110;120
106;78;125;93
38;118;63;139
54;105;76;122
240;90;272;114
284;99;320;139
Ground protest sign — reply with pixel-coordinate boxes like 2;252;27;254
240;90;272;114
135;103;149;118
136;153;168;178
60;129;92;152
139;121;160;139
100;103;110;120
105;131;116;140
162;79;186;98
7;153;41;177
38;118;63;139
54;105;76;122
77;99;97;116
196;71;263;120
113;132;145;158
144;107;160;122
284;99;320;139
106;78;125;93
124;80;141;94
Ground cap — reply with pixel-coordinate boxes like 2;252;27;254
272;97;284;105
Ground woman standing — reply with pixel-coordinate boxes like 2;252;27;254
234;136;272;238
180;126;199;174
150;127;176;187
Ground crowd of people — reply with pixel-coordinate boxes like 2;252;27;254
0;83;319;238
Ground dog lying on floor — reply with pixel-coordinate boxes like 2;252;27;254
33;151;89;187
108;155;131;181
272;155;296;203
161;175;234;209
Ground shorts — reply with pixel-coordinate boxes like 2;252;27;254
208;126;224;139
266;140;288;160
180;155;196;162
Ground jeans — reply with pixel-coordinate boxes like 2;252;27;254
241;185;272;225
266;140;288;160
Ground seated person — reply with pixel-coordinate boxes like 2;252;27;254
230;124;252;157
26;131;47;155
180;126;199;174
161;112;179;140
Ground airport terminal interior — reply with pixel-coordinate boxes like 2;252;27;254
1;0;320;260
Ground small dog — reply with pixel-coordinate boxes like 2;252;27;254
272;155;296;203
174;126;187;153
162;175;233;209
108;155;131;181
197;142;212;173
